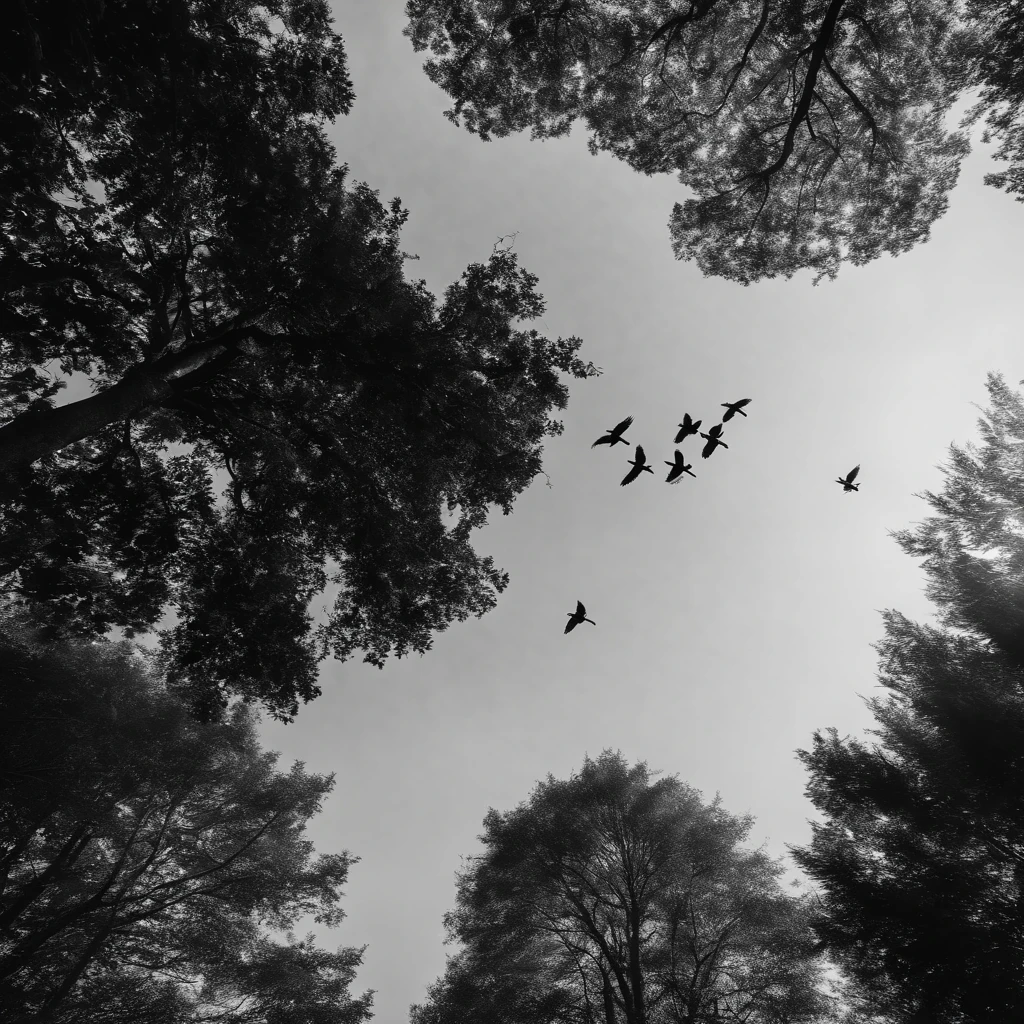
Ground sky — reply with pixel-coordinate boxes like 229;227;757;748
254;2;1024;1021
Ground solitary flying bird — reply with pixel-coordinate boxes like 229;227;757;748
721;398;752;421
664;450;696;483
674;414;702;444
836;465;861;492
621;445;654;486
699;424;729;459
592;415;633;448
565;600;596;634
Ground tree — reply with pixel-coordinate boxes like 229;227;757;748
793;373;1024;1022
404;0;971;284
412;751;833;1024
0;0;597;719
0;613;373;1023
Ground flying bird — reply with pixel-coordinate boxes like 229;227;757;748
699;424;729;459
674;414;702;444
664;450;696;484
836;465;861;492
592;415;633;448
721;398;752;421
620;445;654;486
565;600;595;634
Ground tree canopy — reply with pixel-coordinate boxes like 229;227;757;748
404;0;979;283
0;0;597;719
0;614;373;1023
412;751;833;1024
793;374;1024;1022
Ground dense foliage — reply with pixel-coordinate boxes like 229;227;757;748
404;0;971;283
0;0;596;719
0;615;372;1023
413;751;833;1024
794;374;1024;1022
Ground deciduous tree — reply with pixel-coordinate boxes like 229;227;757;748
0;615;372;1023
413;751;833;1024
793;373;1024;1022
404;0;970;283
0;0;596;718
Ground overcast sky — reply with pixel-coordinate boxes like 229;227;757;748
258;3;1024;1021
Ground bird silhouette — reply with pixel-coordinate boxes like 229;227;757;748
698;423;729;459
721;398;752;421
621;445;654;486
674;414;702;444
565;600;595;634
592;415;633;448
664;450;696;483
836;465;861;492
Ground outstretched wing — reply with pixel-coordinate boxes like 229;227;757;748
576;600;586;617
591;434;613;448
612;415;634;436
722;407;735;421
848;465;860;483
701;438;716;459
709;423;723;438
635;445;647;464
666;465;682;483
621;464;642;486
564;618;578;634
734;398;752;409
674;426;686;444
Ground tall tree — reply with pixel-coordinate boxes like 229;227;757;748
793;373;1024;1023
412;751;833;1024
0;614;373;1023
404;0;970;283
0;0;597;719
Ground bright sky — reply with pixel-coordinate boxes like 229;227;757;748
255;3;1024;1021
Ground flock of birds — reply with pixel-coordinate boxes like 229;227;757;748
564;398;862;634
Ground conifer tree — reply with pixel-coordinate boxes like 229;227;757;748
794;373;1024;1022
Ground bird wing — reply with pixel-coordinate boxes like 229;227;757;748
701;439;715;459
591;435;613;448
722;408;734;421
635;445;647;464
735;398;752;408
674;427;685;444
564;618;578;634
666;465;682;483
612;415;634;436
848;465;860;482
693;419;702;431
621;464;642;486
709;423;723;437
576;601;586;616
683;413;694;428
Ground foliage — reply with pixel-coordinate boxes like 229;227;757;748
0;614;373;1023
793;374;1024;1022
404;0;970;283
0;0;597;719
412;751;834;1024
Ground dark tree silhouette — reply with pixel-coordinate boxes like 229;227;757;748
794;375;1024;1022
404;0;971;283
0;615;372;1023
411;751;834;1024
0;0;597;719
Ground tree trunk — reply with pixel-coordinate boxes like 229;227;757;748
0;334;245;484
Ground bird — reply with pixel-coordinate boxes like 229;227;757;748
836;465;861;492
721;398;752;421
620;445;654;486
674;414;702;444
565;600;595;634
664;450;696;484
698;423;729;459
592;415;633;448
